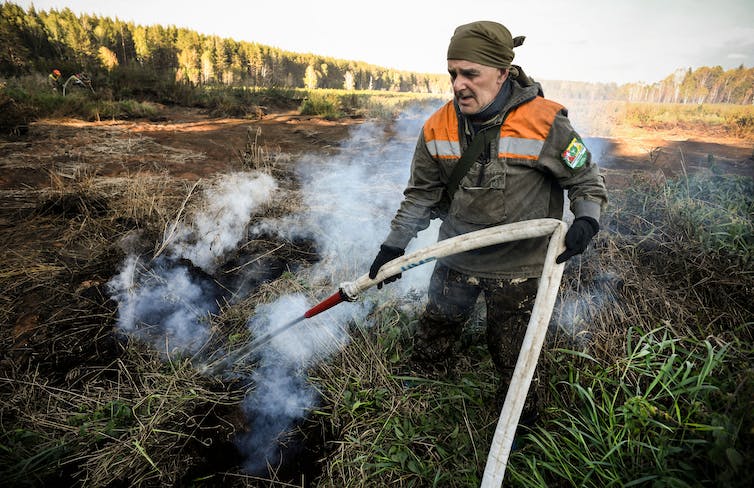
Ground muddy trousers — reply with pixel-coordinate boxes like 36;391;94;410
413;262;540;418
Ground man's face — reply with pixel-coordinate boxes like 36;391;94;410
447;59;508;115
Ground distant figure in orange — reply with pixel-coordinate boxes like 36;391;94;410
48;69;62;93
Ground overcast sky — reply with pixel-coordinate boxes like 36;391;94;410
13;0;754;84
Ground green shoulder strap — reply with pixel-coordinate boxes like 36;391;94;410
445;125;500;200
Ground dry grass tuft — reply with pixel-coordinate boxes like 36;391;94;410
1;344;245;486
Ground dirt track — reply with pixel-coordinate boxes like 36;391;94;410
0;108;361;191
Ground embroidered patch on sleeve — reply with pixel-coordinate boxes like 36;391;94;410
561;137;588;169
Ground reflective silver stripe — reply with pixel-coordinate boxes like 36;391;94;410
426;139;461;159
498;137;543;158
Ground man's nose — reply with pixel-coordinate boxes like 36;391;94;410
452;77;466;92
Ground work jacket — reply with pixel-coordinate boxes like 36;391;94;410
383;79;608;279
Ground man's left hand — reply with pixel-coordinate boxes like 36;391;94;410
556;216;600;263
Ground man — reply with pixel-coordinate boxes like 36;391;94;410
368;21;607;419
48;69;62;93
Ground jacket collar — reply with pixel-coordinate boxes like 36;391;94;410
455;79;541;137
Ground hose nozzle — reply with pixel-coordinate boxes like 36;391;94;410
303;288;349;318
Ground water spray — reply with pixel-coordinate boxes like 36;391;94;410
197;291;349;375
198;218;568;486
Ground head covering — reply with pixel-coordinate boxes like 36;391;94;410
447;21;525;68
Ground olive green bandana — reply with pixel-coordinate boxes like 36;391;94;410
447;21;525;68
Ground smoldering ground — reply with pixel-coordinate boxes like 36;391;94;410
236;106;447;474
106;102;444;476
107;172;278;355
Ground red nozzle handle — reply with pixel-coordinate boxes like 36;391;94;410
304;289;347;318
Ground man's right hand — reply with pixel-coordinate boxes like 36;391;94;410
369;245;405;289
556;216;600;263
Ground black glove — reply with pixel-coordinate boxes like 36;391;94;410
556;216;600;264
369;245;405;289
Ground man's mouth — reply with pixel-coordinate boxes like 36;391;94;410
456;92;475;104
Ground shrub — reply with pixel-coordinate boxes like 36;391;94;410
300;91;343;120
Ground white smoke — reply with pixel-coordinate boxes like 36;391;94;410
236;293;368;473
238;103;443;473
169;173;278;273
107;171;277;354
107;254;218;353
552;272;624;348
251;107;441;289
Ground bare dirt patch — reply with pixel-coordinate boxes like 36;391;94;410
0;108;359;191
588;130;753;191
2;108;750;194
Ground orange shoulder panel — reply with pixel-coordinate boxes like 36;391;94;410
423;101;459;143
501;97;564;141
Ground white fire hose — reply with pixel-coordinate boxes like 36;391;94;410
339;217;567;487
203;217;567;485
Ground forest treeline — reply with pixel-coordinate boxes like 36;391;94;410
543;66;754;105
0;2;448;93
1;2;752;104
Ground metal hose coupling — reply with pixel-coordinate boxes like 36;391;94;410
339;281;361;302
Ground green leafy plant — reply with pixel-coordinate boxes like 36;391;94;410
507;326;745;487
